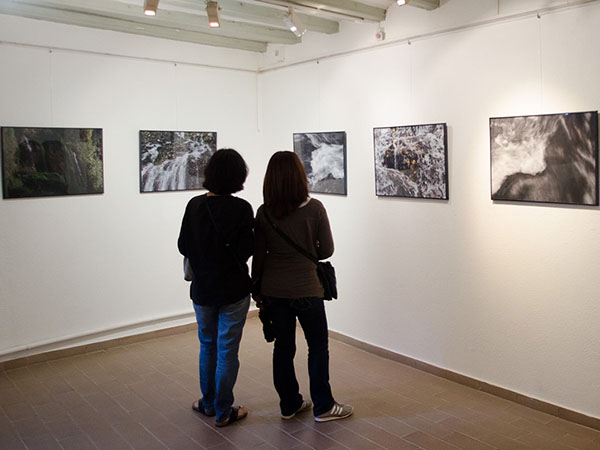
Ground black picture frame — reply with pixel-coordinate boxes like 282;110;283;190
490;111;599;206
1;126;104;199
293;131;347;196
373;123;448;200
139;130;217;193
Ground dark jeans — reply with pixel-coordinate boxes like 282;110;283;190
263;297;334;417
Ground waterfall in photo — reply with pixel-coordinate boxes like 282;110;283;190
72;151;83;178
490;112;597;204
293;131;347;194
140;131;216;192
309;143;344;185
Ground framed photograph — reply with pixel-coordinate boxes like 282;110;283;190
1;127;103;199
293;131;347;195
490;111;598;205
139;130;217;193
373;123;448;199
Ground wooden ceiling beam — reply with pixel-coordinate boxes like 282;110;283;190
406;0;440;11
16;0;301;43
254;0;386;23
0;0;270;51
161;0;340;34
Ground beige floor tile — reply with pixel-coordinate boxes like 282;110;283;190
0;316;598;450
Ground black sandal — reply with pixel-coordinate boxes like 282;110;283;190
192;400;215;417
215;406;248;427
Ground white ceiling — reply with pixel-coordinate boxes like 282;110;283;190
0;0;440;53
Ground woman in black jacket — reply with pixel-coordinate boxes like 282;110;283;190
178;149;253;427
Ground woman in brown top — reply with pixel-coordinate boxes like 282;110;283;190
252;151;353;422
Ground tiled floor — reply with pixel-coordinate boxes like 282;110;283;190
1;316;599;450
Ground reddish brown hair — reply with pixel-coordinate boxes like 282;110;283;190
263;151;309;219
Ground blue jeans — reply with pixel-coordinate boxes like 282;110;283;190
263;297;335;417
193;295;250;422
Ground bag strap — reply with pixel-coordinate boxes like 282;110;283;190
263;208;318;265
205;196;252;281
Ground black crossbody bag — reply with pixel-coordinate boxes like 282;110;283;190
264;209;338;301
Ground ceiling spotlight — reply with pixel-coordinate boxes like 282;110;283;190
206;1;220;28
396;0;406;4
283;8;306;37
144;0;159;16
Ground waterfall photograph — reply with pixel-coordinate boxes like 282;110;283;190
293;131;347;195
490;111;598;205
373;123;448;199
1;127;103;199
139;130;216;193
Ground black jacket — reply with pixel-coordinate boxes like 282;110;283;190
178;194;254;306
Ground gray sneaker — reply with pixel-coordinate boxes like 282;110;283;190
314;402;353;422
281;399;313;420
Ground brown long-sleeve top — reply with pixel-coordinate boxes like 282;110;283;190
252;198;334;299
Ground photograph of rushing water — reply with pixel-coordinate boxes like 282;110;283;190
1;127;103;199
490;111;598;205
373;123;448;199
139;130;216;193
293;131;347;195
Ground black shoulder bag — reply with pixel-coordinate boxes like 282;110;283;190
264;209;338;300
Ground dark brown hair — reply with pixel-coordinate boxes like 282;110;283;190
203;148;248;195
263;151;309;219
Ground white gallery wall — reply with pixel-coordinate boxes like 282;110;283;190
1;0;599;423
261;1;600;420
0;15;263;359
